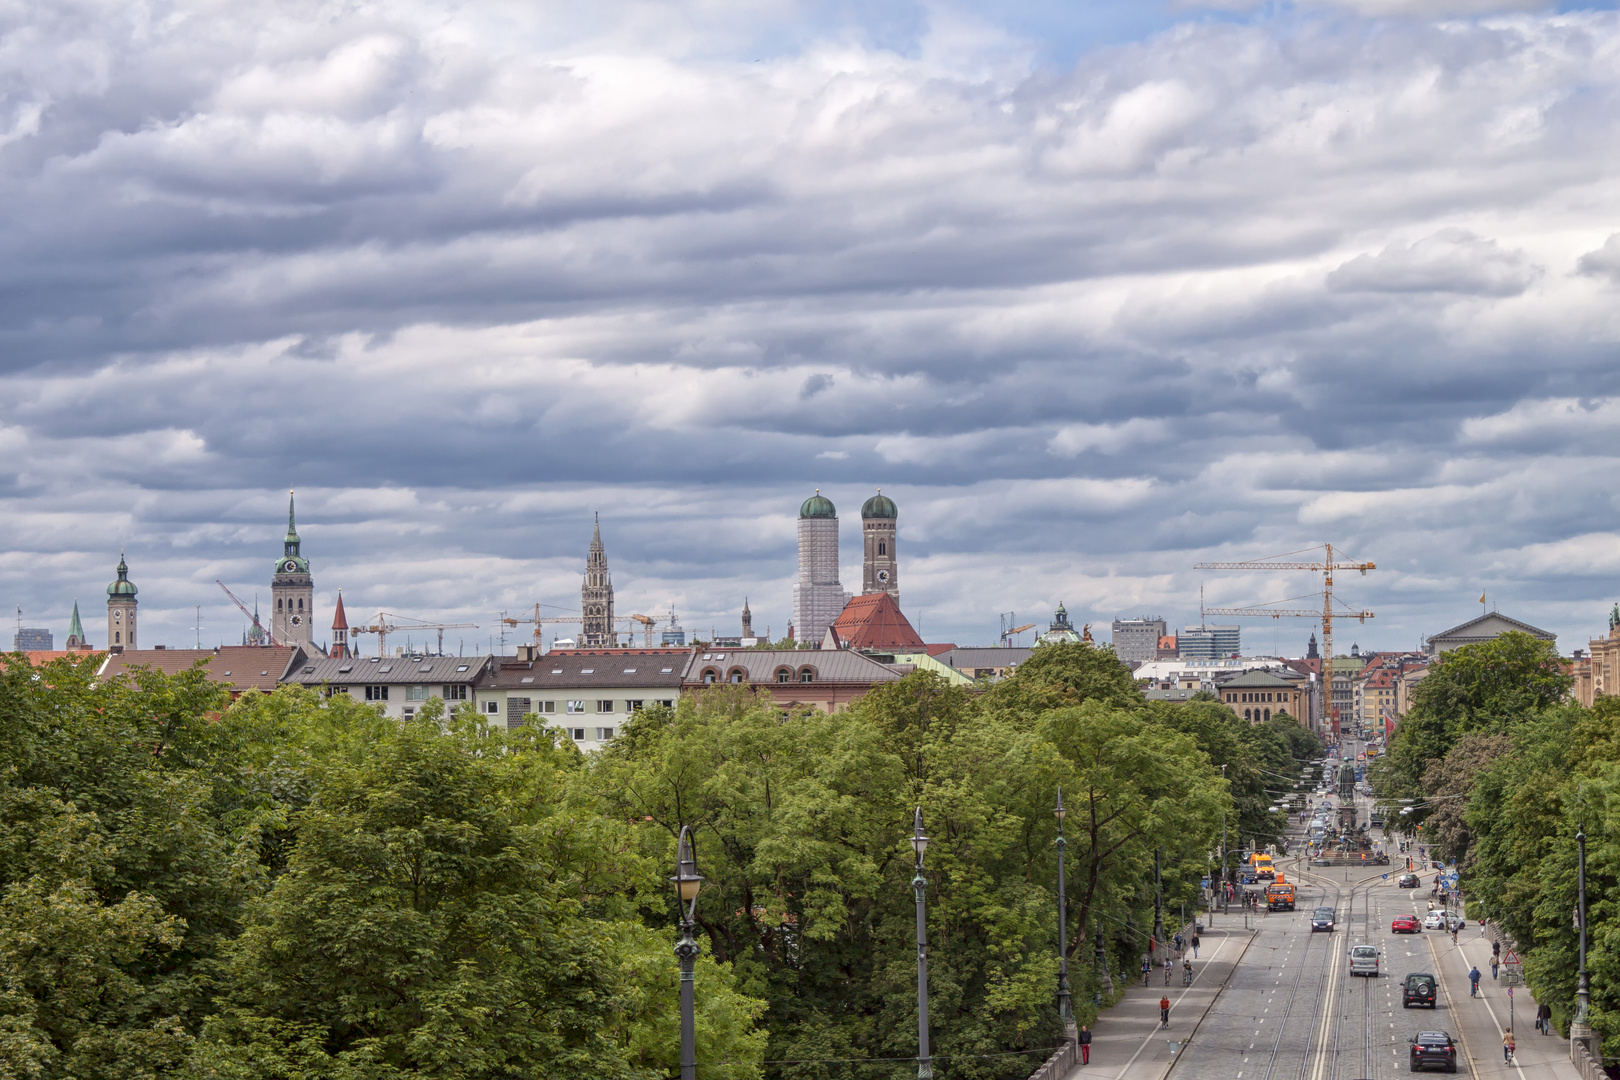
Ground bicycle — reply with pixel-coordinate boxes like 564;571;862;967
1183;966;1194;987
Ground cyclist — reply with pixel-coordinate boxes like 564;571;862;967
1183;958;1194;985
1164;957;1173;985
1160;994;1170;1027
1469;965;1481;997
1142;958;1151;987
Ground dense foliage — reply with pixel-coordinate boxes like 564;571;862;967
0;643;1319;1079
1372;632;1616;1057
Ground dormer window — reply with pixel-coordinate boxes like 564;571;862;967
702;668;719;684
799;668;815;683
776;668;792;683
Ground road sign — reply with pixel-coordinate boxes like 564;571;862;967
1201;878;1210;889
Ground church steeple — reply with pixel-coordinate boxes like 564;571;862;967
271;490;314;650
65;600;88;650
741;597;753;640
106;552;138;650
330;590;350;659
580;513;616;647
284;490;301;558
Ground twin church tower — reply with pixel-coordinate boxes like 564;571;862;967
792;490;899;645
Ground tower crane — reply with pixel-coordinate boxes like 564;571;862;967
1193;544;1375;733
349;612;479;657
216;580;280;647
502;605;663;648
999;614;1036;646
629;613;657;647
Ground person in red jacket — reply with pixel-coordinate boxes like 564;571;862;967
1160;995;1170;1027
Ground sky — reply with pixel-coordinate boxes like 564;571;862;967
4;0;1620;657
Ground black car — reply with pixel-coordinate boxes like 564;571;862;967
1403;973;1438;1009
1409;1030;1457;1072
1398;872;1420;888
1310;907;1335;932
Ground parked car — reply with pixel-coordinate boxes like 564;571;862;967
1403;973;1438;1008
1392;914;1421;934
1350;944;1380;977
1409;1030;1457;1072
1397;873;1420;888
1311;907;1336;932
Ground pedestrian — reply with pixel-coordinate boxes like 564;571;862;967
1480;918;1487;937
1490;956;1499;980
1536;1002;1552;1035
1191;932;1200;958
1502;1029;1515;1063
1159;995;1170;1027
1079;1025;1091;1065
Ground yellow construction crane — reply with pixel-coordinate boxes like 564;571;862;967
1001;622;1036;646
501;605;660;648
1194;544;1375;732
629;613;657;647
350;612;480;657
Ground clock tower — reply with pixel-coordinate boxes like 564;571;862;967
107;552;138;650
271;490;315;651
861;490;899;601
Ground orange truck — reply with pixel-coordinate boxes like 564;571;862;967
1265;873;1295;911
1249;852;1275;881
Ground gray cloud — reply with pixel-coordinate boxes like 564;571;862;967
2;2;1620;655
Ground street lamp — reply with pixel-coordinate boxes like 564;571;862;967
911;807;933;1080
671;826;704;1080
1054;788;1074;1030
1571;824;1592;1053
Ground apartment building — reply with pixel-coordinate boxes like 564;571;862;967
475;648;688;751
285;653;496;719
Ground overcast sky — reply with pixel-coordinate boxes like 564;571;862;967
4;0;1620;656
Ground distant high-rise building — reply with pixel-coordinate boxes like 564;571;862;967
793;491;850;648
271;491;315;651
1179;624;1240;660
860;490;899;601
107;552;138;650
13;627;52;651
1110;616;1167;664
581;515;616;647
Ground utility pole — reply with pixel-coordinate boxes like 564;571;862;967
1153;849;1164;963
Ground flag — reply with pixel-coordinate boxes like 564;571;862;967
1479;591;1486;605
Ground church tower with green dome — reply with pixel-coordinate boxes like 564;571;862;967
793;490;849;646
107;552;138;650
271;490;315;651
860;490;899;602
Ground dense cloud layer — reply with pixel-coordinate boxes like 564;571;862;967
2;0;1619;655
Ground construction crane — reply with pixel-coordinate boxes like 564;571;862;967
216;580;280;646
502;606;662;648
1194;544;1375;732
999;611;1036;646
350;612;479;657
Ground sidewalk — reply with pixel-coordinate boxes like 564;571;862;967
1426;926;1581;1079
1060;921;1254;1080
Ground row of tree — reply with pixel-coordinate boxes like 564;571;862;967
0;642;1318;1079
1371;631;1617;1057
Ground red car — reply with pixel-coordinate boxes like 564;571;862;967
1392;914;1421;934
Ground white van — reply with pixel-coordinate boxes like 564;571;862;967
1350;944;1379;977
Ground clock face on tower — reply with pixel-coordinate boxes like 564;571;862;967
283;561;298;573
291;615;303;626
877;570;890;582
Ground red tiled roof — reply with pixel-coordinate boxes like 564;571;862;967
98;646;305;695
925;642;956;657
9;650;102;666
827;593;926;652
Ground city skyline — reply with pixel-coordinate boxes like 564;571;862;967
3;2;1620;656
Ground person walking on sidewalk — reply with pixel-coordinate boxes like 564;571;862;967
1159;995;1170;1028
1480;918;1487;937
1502;1029;1515;1063
1079;1025;1091;1065
1490;955;1499;980
1191;932;1200;958
1536;1002;1552;1035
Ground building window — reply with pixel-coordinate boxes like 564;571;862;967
569;728;586;741
538;701;556;713
597;727;615;741
702;669;718;684
878;542;886;555
627;700;644;712
728;670;745;684
114;631;120;644
442;685;468;700
507;697;531;729
298;598;304;610
657;699;675;708
799;668;815;683
277;598;283;610
567;700;585;714
776;668;792;683
405;686;429;701
597;700;614;713
1264;708;1271;721
365;685;389;701
402;707;415;719
483;700;500;715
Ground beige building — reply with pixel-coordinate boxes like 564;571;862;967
1216;669;1308;724
1572;608;1620;707
1425;612;1555;656
683;647;905;713
475;647;687;750
286;653;496;721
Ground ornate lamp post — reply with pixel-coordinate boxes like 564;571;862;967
911;807;933;1080
1054;788;1074;1030
1570;825;1593;1055
671;826;705;1080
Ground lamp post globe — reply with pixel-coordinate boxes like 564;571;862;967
670;826;705;1080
